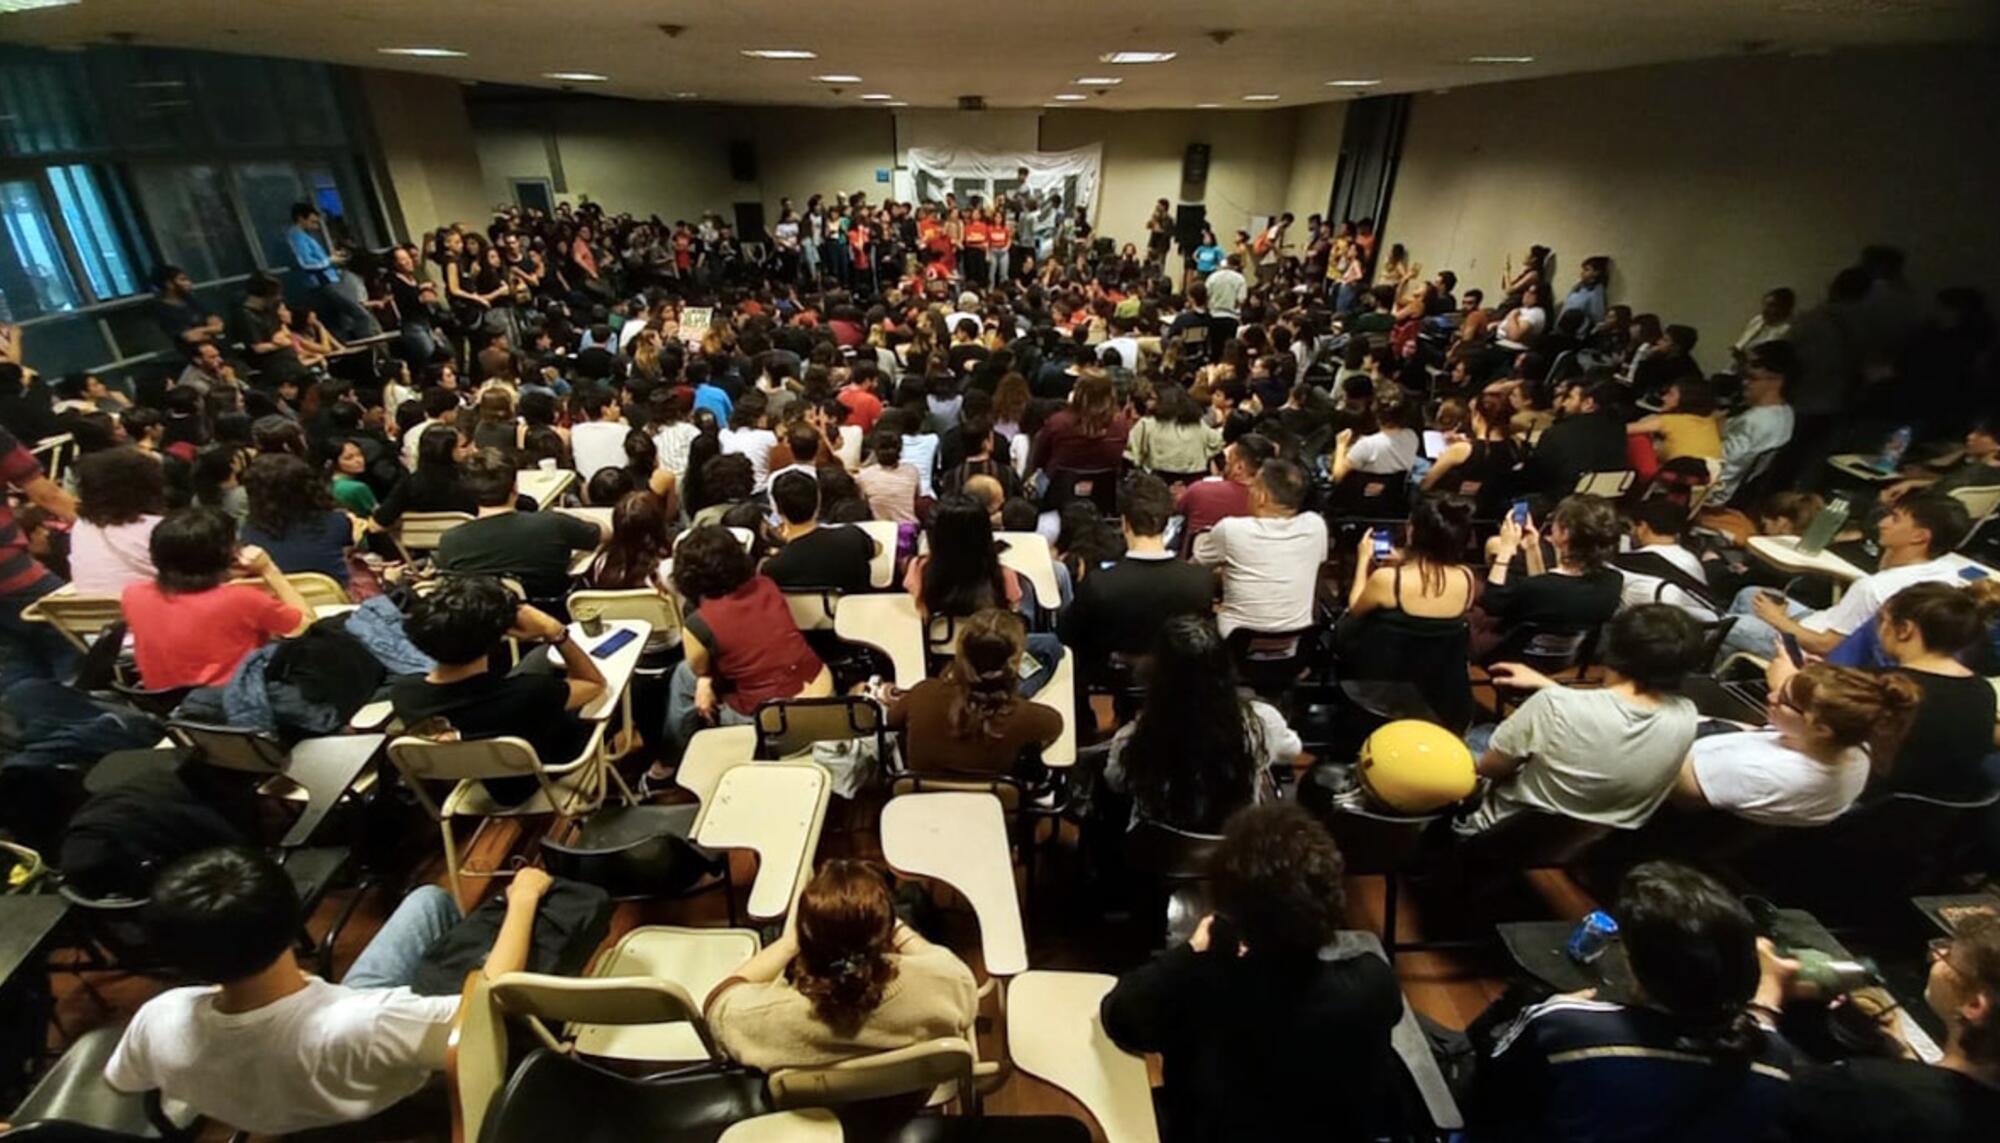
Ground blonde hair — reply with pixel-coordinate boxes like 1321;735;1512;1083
1789;663;1922;775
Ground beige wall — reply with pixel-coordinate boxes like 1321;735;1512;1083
360;70;490;241
469;101;896;228
1284;102;1346;228
1383;45;2000;354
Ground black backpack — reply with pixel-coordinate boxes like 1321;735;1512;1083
410;878;613;996
59;769;246;900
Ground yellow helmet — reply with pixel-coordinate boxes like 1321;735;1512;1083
1356;719;1477;814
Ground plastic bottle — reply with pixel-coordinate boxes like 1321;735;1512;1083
1797;495;1849;556
1875;425;1912;473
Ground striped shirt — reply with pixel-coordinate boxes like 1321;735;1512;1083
0;426;51;596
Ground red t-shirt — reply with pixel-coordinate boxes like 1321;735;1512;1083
988;223;1012;248
688;577;825;715
121;581;303;689
964;222;990;250
0;427;50;596
837;386;884;434
1175;477;1254;541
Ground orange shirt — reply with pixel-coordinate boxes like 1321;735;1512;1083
988;222;1012;247
918;218;943;247
964;221;990;250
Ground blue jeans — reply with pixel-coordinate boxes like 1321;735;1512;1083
663;659;757;763
315;276;381;343
1718;584;1808;665
1464;723;1497;758
344;886;459;989
0;576;81;694
1020;637;1063;699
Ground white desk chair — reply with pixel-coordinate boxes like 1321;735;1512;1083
693;761;829;922
567;588;682;651
782;588;843;632
993;531;1062;610
239;571;351;611
446;972;507;1143
1007;971;1161;1143
676;724;760;806
1573;471;1635;499
718;1110;842;1143
881;793;1027;977
396;511;474;555
855;520;900;589
768;1037;984;1114
1031;645;1077;768
831;593;925;688
19;588;122;652
386;728;610;907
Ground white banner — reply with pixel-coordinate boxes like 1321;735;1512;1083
898;143;1102;221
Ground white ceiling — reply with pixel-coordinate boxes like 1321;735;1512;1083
4;0;1993;109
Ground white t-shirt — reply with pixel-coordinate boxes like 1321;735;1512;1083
1801;555;1962;636
1346;428;1420;475
1497;305;1547;347
1192;512;1329;635
653;421;700;481
1461;687;1697;833
69;515;161;595
1100;336;1141;372
106;978;458;1136
1204;269;1247;318
569;420;631;481
717;426;779;489
900;432;941;498
1616;542;1715;617
1688;729;1868;826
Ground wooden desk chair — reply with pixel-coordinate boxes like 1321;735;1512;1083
855;520;900;590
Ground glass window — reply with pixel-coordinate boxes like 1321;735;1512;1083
47;164;146;300
270;61;344;147
194;55;283;148
0;178;82;322
0;46;103;158
130;164;254;284
231;161;311;272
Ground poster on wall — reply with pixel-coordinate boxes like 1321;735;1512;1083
896;143;1102;226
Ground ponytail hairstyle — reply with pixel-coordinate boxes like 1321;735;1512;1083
945;609;1027;742
1615;861;1767;1065
788;860;899;1035
1785;662;1923;776
1878;579;2000;657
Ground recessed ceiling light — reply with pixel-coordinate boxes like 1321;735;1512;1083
1467;55;1534;64
812;74;862;83
741;49;817;60
543;72;608;82
1073;77;1123;86
885;101;909;107
859;93;894;101
1100;51;1176;65
130;79;186;90
0;0;83;12
1242;93;1281;102
1327;79;1381;87
1052;93;1089;102
378;47;467;58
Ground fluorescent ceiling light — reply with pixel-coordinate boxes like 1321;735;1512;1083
886;101;909;107
741;49;817;60
669;91;700;99
1051;93;1088;102
543;72;608;82
812;74;862;83
1242;93;1281;102
859;93;894;101
1073;77;1122;86
378;47;467;58
1467;55;1534;64
1327;79;1381;87
1100;51;1176;64
1195;103;1221;109
0;0;83;12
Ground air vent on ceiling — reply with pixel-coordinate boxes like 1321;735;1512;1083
957;95;985;111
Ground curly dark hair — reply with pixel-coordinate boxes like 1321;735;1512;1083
1210;803;1346;961
670;524;754;601
1551;494;1621;570
77;446;167;526
242;453;336;539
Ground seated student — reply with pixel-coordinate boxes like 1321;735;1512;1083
435;449;606;600
888;609;1062;776
1192;456;1327;637
854;428;922;524
1104;616;1298;833
375;425;477;527
705;860;978;1071
1331;397;1420;482
1469;861;1797;1142
762;468;875;594
1625;376;1723;470
1773;915;2000;1142
1126;382;1224;479
906;493;1028;620
1707;341;1797;509
1849;581;2000;799
567;384;630;481
1479;494;1624;652
393;575;603;803
1675;661;1918;826
1525;378;1629;498
1422;391;1524;513
1059;473;1217;676
1459;604;1705;835
665;525;832;761
1173;432;1275;544
121;508;314;690
1720;493;1971;662
1612;498;1715;618
1883;419;2000;504
69;445;165;596
106;848;554;1137
689;453;756;530
586;490;675;594
238;454;353;587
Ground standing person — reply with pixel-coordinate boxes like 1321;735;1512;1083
1192;457;1327;637
985;208;1012;288
771;207;803;283
1252;213;1292;285
285;203;377;342
1102;804;1401;1142
1144;199;1173;273
0;423;80;688
1204;255;1247;355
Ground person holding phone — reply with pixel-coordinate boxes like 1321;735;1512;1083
1339;497;1483;731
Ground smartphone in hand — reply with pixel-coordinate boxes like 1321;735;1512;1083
1510;500;1531;526
1371;529;1394;561
1780;633;1805;667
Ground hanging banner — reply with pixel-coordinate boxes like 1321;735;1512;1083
898;143;1102;223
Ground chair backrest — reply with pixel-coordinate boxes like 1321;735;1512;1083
766;1037;975;1111
1044;467;1118;514
398;511;476;553
386;735;548;819
755;695;886;761
1573;470;1635;499
167;720;289;775
889;771;1024;814
1331;468;1412;519
30;434;74;485
781;589;843;632
1494;623;1600;676
1949;484;2000;527
447;972;508;1143
273;572;351;610
568;588;682;644
24;590;126;651
491;972;716;1059
1693;616;1739;665
1124;818;1224;882
1459;808;1614;869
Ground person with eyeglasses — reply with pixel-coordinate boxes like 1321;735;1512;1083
1770;916;2000;1141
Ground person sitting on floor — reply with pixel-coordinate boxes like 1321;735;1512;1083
704;860;977;1071
106;848;554;1136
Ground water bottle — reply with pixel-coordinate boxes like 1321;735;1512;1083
1796;495;1849;557
1874;426;1912;474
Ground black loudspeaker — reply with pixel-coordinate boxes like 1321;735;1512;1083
1182;143;1210;186
727;140;758;183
